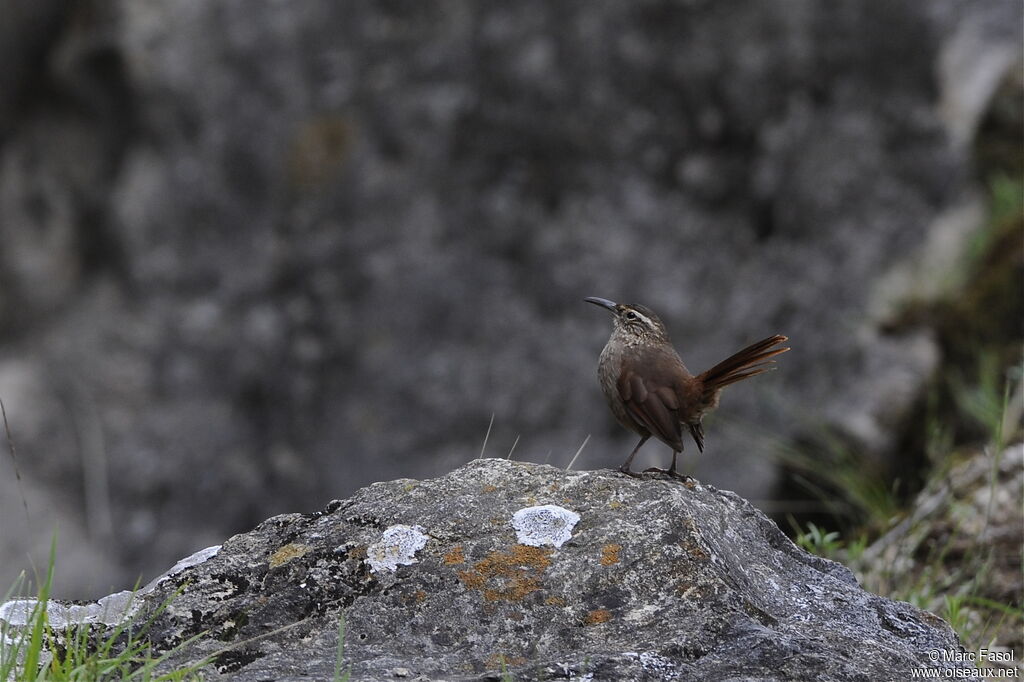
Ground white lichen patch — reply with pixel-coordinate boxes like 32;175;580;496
0;544;224;635
142;544;222;592
512;504;580;548
625;604;662;623
366;524;429;573
0;599;38;627
0;590;138;629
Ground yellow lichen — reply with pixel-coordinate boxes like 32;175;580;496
268;543;310;569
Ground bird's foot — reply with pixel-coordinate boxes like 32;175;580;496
617;466;644;478
643;467;695;484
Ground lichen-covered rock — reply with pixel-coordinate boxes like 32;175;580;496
366;524;430;573
125;459;966;681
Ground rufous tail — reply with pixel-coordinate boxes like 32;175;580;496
697;335;789;395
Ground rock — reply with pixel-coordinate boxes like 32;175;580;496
67;459;964;681
0;0;1020;599
853;443;1024;668
0;544;221;630
0;0;69;134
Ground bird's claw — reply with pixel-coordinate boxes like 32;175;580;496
617;466;644;478
643;467;695;483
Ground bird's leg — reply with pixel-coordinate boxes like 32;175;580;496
667;450;695;483
618;435;650;477
645;450;695;483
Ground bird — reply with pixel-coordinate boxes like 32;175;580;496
584;297;789;480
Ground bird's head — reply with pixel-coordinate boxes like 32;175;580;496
584;297;670;343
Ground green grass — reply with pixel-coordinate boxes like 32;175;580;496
778;430;903;534
973;174;1023;261
0;538;209;681
791;367;1023;657
333;614;350;682
792;522;842;556
0;548;360;681
785;170;1023;659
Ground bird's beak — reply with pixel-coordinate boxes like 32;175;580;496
584;297;617;312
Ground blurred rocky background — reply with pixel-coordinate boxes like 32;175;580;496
0;0;1020;602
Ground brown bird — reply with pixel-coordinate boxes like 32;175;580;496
585;297;789;480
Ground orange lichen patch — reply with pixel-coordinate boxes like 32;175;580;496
490;544;552;572
268;543;310;569
486;654;527;669
458;568;486;590
600;543;622;566
481;484;498;493
681;537;709;560
545;596;567;607
456;545;553;603
444;546;465;565
584;609;612;625
403;589;429;606
482;575;541;603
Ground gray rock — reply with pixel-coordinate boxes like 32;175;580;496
121;459;963;681
0;0;69;134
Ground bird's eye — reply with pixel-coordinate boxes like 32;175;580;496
625;311;638;321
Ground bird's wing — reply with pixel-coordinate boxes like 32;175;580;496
617;356;684;451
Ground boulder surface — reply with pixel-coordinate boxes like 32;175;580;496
129;459;966;681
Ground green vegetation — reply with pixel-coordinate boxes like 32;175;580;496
1;557;360;681
788;170;1023;660
793;522;842;556
792;354;1022;657
0;540;208;681
333;614;350;682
